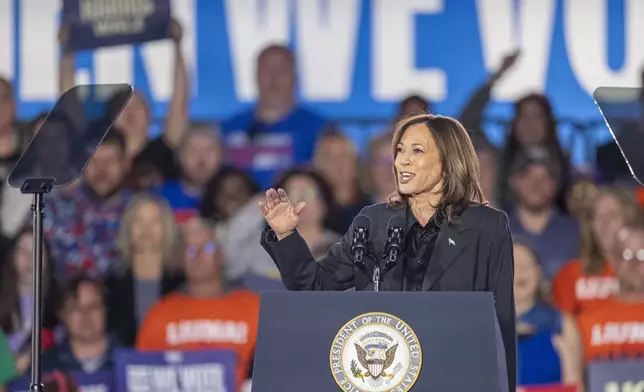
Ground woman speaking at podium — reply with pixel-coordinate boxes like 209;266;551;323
259;113;516;391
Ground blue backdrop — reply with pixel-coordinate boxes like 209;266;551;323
3;0;637;162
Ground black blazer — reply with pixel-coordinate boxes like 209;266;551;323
261;202;516;392
106;271;184;347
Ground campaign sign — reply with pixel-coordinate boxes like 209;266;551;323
62;0;171;52
587;359;644;392
114;349;236;392
8;370;113;392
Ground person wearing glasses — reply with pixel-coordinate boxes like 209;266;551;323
577;219;644;362
136;217;260;392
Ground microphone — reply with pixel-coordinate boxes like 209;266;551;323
384;215;406;272
350;215;371;267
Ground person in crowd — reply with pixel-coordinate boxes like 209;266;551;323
43;370;78;392
123;162;164;193
554;187;642;317
136;217;260;390
513;240;582;387
0;77;24;182
396;95;431;119
313;129;370;233
566;178;598;221
501;93;571;212
362;132;396;204
0;228;57;375
220;44;329;189
0;330;17;390
199;166;259;250
577;220;644;361
107;194;184;347
40;276;120;374
36;131;132;280
474;136;500;208
155;125;222;220
459;51;571;213
273;169;341;259
58;19;189;182
508;146;579;280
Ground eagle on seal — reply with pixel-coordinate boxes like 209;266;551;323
354;343;398;379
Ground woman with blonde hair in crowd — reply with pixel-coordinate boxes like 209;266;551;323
514;240;582;388
313;128;370;233
553;187;644;317
106;194;184;346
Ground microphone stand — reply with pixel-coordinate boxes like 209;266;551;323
21;178;55;392
374;227;404;292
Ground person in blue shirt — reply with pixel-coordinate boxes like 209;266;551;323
513;240;582;388
220;45;330;189
155;125;222;217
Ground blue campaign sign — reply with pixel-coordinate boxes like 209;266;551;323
1;0;640;135
587;359;644;392
113;348;237;392
62;0;172;52
8;370;113;392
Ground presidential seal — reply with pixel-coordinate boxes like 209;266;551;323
330;312;422;392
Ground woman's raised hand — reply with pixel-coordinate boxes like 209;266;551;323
258;188;306;239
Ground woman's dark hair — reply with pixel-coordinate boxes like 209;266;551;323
57;274;106;314
274;167;337;213
397;94;431;117
389;113;486;223
0;227;56;333
199;166;259;223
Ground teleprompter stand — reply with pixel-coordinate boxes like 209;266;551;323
7;83;133;392
21;179;54;392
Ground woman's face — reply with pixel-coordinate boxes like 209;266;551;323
567;180;597;220
13;233;47;286
513;244;541;302
215;175;254;220
592;194;624;257
370;142;395;198
514;100;549;147
285;175;325;227
394;123;443;196
314;136;357;187
130;202;165;251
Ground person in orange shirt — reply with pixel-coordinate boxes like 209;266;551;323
136;217;260;391
578;220;644;362
553;187;643;317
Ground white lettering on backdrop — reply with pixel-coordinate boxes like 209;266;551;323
2;0;644;104
296;0;361;100
565;0;644;95
224;0;291;101
371;0;446;101
476;0;556;99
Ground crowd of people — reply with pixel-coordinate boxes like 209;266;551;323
0;20;641;392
